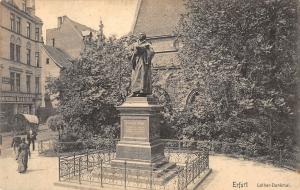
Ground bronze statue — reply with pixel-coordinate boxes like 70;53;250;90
129;33;155;97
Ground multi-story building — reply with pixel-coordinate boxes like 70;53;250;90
0;0;43;131
39;16;95;109
46;15;97;59
40;44;71;108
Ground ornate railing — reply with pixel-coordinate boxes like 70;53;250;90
58;148;209;190
39;138;299;170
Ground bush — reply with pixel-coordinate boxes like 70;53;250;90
47;115;65;131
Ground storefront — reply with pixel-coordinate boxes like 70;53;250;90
0;91;41;132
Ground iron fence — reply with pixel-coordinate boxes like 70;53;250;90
38;138;299;170
58;148;209;190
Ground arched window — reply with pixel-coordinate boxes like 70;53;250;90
186;90;200;105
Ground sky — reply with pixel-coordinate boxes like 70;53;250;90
35;0;139;38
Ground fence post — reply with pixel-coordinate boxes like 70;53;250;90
150;163;153;190
78;157;81;184
192;160;195;183
73;152;76;176
100;159;103;187
179;139;181;151
41;140;43;153
177;168;181;190
58;156;61;181
124;161;127;190
108;149;111;163
86;150;89;171
207;150;209;169
279;150;282;166
185;161;188;188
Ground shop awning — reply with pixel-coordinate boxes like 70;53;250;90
15;114;39;124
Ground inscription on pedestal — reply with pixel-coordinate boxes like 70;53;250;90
123;119;147;138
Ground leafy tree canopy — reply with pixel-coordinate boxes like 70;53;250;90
177;0;298;151
48;36;133;139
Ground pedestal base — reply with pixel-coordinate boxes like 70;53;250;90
113;96;167;170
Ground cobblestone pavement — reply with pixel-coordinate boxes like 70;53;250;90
0;152;299;190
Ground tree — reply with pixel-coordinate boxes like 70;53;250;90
48;36;133;139
177;0;298;152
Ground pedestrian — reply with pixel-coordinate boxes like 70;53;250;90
11;136;22;154
30;129;37;151
16;138;30;173
26;130;31;150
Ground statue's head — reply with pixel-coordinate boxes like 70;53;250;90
138;33;146;41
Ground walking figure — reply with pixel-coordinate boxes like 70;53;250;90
11;136;22;154
16;138;30;173
27;128;37;151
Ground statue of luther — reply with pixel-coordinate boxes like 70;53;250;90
129;33;155;97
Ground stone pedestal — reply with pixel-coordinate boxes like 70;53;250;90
111;96;167;170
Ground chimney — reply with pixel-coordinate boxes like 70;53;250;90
26;0;36;15
57;17;63;28
52;38;55;47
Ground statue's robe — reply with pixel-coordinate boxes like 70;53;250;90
131;41;155;95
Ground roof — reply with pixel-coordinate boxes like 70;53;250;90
132;0;185;37
69;18;96;33
15;114;39;124
43;45;72;68
46;16;96;38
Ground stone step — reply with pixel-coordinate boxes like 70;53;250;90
84;164;180;185
154;162;177;177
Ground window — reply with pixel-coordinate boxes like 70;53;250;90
22;0;27;12
16;45;21;62
10;72;15;91
46;58;50;64
35;28;40;41
26;48;31;65
35;77;40;93
26;75;31;93
26;22;31;38
16;17;21;34
10;13;15;31
16;73;21;92
35;52;40;67
10;43;15;60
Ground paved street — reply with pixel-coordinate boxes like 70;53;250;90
1;152;299;190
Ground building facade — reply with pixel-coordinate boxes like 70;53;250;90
40;44;72;108
0;0;43;131
39;16;95;109
46;15;96;59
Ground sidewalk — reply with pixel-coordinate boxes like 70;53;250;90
1;153;299;190
0;150;68;190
